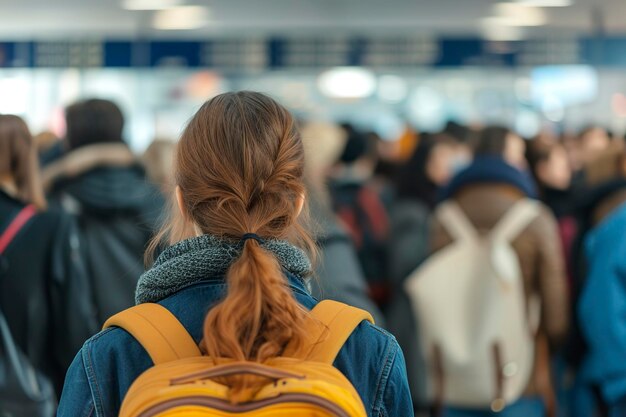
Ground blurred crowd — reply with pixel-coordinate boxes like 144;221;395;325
2;96;626;417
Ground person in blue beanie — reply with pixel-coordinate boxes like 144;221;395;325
429;126;568;417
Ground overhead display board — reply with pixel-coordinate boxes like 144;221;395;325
0;36;623;69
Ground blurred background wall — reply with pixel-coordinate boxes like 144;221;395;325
0;0;625;151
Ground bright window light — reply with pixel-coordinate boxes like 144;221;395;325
492;3;547;26
317;67;376;99
121;0;182;11
377;75;408;103
531;65;598;107
152;6;210;30
513;0;573;6
407;86;445;131
0;76;29;115
542;95;565;122
515;109;541;138
480;20;526;41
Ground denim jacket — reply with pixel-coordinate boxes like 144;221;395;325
57;275;414;417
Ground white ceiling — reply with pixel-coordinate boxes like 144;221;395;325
0;0;624;39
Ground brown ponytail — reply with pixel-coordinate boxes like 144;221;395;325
148;92;316;400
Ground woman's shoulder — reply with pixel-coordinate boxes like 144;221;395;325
80;325;150;369
336;320;406;415
343;320;401;364
65;326;152;416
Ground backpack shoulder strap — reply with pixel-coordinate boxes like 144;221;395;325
0;205;36;255
283;300;374;364
490;199;541;243
435;201;478;243
103;303;201;365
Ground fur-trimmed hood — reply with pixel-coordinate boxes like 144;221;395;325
42;143;136;191
43;143;162;217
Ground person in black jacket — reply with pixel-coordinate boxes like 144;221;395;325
0;114;98;394
42;99;164;324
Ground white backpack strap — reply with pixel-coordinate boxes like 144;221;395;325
436;201;478;243
490;199;541;243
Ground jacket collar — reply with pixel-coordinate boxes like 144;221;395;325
136;234;313;304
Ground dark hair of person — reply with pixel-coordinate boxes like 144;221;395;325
395;134;453;208
526;140;554;179
65;99;125;150
337;124;375;164
472;126;511;157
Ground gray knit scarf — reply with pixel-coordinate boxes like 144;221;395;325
135;234;312;304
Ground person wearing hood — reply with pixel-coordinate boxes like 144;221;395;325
43;99;164;324
431;127;568;417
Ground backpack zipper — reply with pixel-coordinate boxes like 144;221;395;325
136;393;352;417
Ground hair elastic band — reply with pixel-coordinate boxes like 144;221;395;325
241;233;264;244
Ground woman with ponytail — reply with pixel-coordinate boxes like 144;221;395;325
57;92;413;417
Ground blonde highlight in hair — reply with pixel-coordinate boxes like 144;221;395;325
147;92;316;401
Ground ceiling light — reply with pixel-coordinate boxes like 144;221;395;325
514;0;573;6
480;21;526;41
121;0;182;11
152;6;210;30
492;3;547;26
317;67;376;99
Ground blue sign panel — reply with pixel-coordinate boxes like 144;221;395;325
0;37;623;69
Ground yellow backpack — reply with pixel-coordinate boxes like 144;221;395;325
103;300;373;417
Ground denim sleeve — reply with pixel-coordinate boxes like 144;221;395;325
379;343;414;417
57;350;95;417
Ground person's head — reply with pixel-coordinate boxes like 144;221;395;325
579;126;610;156
396;134;460;207
142;139;177;193
474;126;527;170
334;124;377;178
151;92;314;400
527;141;572;191
584;141;626;186
339;130;369;162
300;121;347;185
442;120;476;143
34;130;61;153
65;99;125;150
0;115;46;209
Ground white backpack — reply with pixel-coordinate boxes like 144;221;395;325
405;199;541;411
